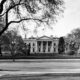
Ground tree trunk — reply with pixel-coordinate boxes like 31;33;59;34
11;46;15;62
11;51;15;62
0;45;2;56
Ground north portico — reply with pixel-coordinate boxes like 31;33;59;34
24;36;59;54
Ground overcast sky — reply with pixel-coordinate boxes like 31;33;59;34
52;0;80;37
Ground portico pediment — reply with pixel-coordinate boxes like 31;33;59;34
37;36;52;40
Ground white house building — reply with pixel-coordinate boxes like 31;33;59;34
24;36;59;54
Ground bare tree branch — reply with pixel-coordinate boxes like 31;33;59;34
8;18;43;25
0;0;7;14
0;3;26;17
0;0;64;36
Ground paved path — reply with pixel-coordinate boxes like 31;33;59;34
0;59;80;76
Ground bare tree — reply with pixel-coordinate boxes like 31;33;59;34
0;0;64;36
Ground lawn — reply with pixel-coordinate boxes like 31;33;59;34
0;74;80;80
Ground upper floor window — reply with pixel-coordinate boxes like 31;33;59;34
38;41;41;46
54;43;56;46
33;43;35;46
48;47;51;52
54;48;56;52
48;41;51;46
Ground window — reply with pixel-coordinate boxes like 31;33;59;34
48;47;50;52
33;48;35;52
39;48;40;52
33;43;35;46
48;41;51;52
38;41;41;46
54;48;56;52
54;43;56;46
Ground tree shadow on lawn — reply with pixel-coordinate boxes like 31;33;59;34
1;73;80;80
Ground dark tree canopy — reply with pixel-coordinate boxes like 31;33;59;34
0;0;64;36
58;37;65;54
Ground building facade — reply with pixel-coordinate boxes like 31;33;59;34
24;36;59;54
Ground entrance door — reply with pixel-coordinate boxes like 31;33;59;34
43;41;47;53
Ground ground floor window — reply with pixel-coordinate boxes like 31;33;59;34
54;48;56;52
33;48;35;52
48;47;51;52
38;48;41;52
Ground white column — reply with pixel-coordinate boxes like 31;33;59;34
50;42;52;53
41;41;43;53
31;43;33;53
35;42;37;53
40;41;41;53
46;41;48;53
51;41;53;53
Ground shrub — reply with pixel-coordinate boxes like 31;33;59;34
67;50;76;55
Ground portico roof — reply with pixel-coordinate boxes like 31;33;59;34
37;36;52;40
37;35;58;41
24;35;59;41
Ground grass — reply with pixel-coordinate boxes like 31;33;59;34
1;74;80;80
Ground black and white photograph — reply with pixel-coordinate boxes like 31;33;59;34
0;0;80;80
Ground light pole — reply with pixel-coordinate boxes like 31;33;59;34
11;40;16;62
